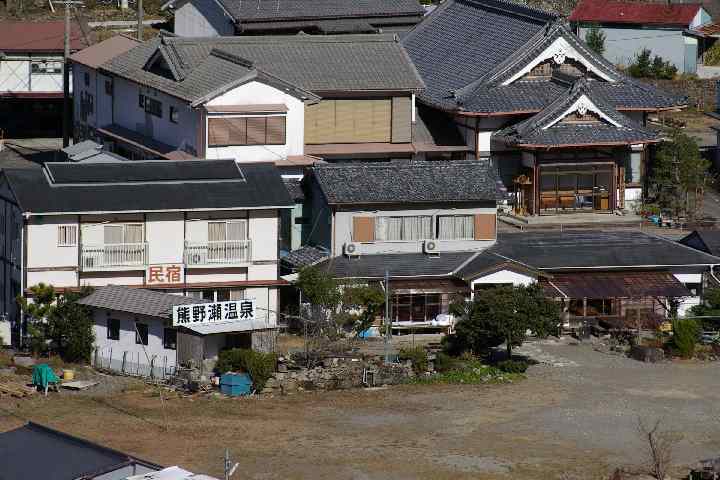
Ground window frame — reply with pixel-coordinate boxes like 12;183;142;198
135;322;149;346
144;97;162;118
436;215;476;241
106;318;120;341
57;225;78;247
138;93;145;108
373;215;433;242
31;61;62;75
104;79;113;96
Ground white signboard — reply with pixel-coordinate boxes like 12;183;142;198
172;299;256;327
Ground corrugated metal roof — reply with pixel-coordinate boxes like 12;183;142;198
569;0;702;26
0;20;89;52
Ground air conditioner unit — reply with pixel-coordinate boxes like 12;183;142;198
344;242;361;257
423;239;441;254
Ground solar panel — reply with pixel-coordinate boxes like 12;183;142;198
46;160;244;184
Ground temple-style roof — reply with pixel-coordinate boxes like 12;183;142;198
494;78;660;148
402;0;686;115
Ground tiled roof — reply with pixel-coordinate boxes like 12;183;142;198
402;0;685;114
569;0;702;26
317;251;478;279
3;160;293;214
311;160;498;205
494;78;660;147
283;179;305;201
78;285;201;319
102;34;423;104
217;0;424;22
679;230;720;256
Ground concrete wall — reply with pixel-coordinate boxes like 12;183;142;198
204;81;305;163
578;26;693;73
332;206;497;255
174;0;234;37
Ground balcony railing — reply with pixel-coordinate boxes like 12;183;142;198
80;243;148;270
184;240;252;266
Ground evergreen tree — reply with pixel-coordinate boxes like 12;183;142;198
585;25;606;56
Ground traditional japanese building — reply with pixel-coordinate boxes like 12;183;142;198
402;0;686;218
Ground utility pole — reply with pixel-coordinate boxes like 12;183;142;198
58;0;83;148
137;0;144;41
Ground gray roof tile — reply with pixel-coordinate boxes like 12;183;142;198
219;0;424;22
78;285;201;318
282;246;330;270
311;160;498;205
102;34;424;104
318;251;478;279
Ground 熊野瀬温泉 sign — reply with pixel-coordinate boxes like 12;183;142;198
172;299;256;327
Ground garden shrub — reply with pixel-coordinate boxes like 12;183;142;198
434;352;458;372
671;318;700;359
216;348;277;391
399;346;428;374
497;359;529;374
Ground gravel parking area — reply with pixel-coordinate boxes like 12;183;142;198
1;339;718;479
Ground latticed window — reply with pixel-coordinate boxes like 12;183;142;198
57;225;78;246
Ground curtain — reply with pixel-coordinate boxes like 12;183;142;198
208;222;226;242
374;217;386;241
438;216;474;240
376;216;432;241
124;224;143;244
385;217;403;241
226;220;247;241
103;225;123;244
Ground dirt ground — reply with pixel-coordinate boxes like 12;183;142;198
2;339;719;479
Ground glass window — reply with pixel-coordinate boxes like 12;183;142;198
374;216;432;241
144;97;162;118
437;215;474;240
170;106;179;124
104;79;113;95
135;323;149;345
106;318;120;341
84;72;90;86
627;151;642;184
57;225;78;246
138;93;145;108
163;327;177;350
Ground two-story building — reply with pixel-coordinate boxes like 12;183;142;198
0;158;293;347
293;160;499;328
402;0;687;221
70;33;436;170
161;0;425;37
0;20;91;137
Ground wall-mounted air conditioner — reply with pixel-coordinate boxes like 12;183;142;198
344;242;361;257
423;239;440;254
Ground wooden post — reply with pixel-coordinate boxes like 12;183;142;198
583;297;587;317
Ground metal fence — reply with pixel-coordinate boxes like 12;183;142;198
92;347;175;379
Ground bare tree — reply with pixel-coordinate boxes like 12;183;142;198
638;418;680;480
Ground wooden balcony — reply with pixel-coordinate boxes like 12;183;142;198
184;240;252;266
80;243;148;270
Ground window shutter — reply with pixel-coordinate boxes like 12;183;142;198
246;117;266;145
226;117;247;145
265;116;286;145
353;217;375;242
207;118;230;146
474;214;496;240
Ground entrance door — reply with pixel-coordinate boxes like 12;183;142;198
538;166;614;214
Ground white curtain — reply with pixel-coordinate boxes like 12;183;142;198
376;216;432;241
208;222;226;242
103;225;123;244
386;217;403;241
438;216;474;240
124;224;143;244
226;220;247;241
374;217;386;241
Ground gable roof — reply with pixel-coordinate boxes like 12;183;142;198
402;0;685;115
70;34;139;68
102;34;424;105
0;20;90;52
3;159;293;215
78;285;201;319
318;251;478;279
216;0;424;22
569;0;703;26
0;422;158;480
311;160;498;205
494;78;660;148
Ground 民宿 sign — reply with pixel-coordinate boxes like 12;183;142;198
172;299;256;327
146;264;184;286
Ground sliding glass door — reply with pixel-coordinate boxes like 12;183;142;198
539;166;613;214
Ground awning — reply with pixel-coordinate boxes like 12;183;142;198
542;271;691;299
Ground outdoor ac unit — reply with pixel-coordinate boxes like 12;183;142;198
423;239;441;254
344;242;361;257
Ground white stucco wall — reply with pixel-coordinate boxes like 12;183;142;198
204;81;305;163
174;0;234;37
113;77;200;155
470;269;536;299
334;207;497;255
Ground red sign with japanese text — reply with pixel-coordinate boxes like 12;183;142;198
145;264;185;286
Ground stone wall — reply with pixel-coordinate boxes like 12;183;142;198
638;78;717;112
261;357;416;395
